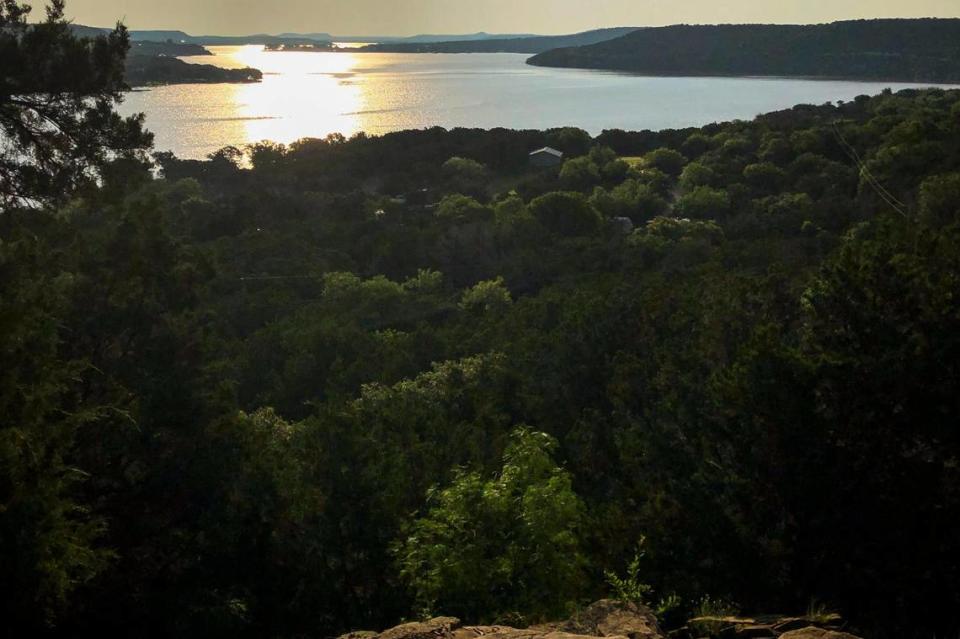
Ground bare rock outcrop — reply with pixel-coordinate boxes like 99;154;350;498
679;614;859;639
378;617;462;639
778;628;862;639
341;600;664;639
561;600;664;639
335;602;867;639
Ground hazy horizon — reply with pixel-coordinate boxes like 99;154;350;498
63;0;960;37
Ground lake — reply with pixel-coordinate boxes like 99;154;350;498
119;45;956;159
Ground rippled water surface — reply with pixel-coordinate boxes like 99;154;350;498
119;45;956;159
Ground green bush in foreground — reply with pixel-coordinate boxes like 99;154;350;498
395;427;587;622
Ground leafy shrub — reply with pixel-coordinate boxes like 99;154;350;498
561;156;602;190
435;194;493;223
394;427;587;622
643;148;688;177
605;541;653;607
528;191;601;237
674;186;732;219
459;277;513;315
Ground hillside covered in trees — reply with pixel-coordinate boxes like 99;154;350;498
68;26;263;86
125;54;263;86
4;4;960;639
528;19;960;82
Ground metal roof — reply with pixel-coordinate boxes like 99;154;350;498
529;147;564;157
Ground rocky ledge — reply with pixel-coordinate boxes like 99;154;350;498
337;601;865;639
338;600;662;639
679;613;860;639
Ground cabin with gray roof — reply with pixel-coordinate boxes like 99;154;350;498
529;146;564;168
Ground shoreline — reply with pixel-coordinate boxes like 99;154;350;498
524;60;960;85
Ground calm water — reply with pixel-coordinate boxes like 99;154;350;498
120;45;956;159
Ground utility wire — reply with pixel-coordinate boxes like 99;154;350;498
831;120;909;219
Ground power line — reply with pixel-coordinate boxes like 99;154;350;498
831;120;908;219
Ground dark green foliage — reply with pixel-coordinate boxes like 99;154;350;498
0;227;112;630
4;16;960;636
528;191;601;236
590;179;669;224
124;55;262;86
436;193;493;222
918;172;960;227
0;0;152;206
675;186;731;220
529;19;960;83
560;156;602;190
642;147;688;177
396;427;586;622
546;127;593;157
796;217;960;621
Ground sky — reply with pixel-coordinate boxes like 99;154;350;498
63;0;960;36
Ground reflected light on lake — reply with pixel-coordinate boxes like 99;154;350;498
119;45;960;159
187;45;363;146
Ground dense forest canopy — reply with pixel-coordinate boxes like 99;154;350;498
0;0;151;206
528;19;960;82
3;3;960;638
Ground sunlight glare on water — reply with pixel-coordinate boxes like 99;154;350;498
219;45;364;145
119;45;959;159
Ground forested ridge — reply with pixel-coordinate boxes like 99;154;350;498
358;27;638;54
528;19;960;82
3;3;960;639
66;27;264;87
124;55;263;87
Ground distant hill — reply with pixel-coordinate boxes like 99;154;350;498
68;27;211;56
389;32;539;43
68;24;114;39
280;32;539;43
138;32;331;46
71;26;332;46
360;27;640;54
265;42;334;52
66;26;261;85
130;40;210;57
277;31;334;40
527;19;960;83
128;29;194;41
73;26;540;46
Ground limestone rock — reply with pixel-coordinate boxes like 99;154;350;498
772;616;843;634
676;616;859;639
379;617;461;639
734;624;776;638
561;599;665;639
341;600;667;639
778;628;862;639
452;627;540;639
769;619;811;634
451;628;629;639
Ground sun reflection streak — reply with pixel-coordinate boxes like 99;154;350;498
197;45;365;146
